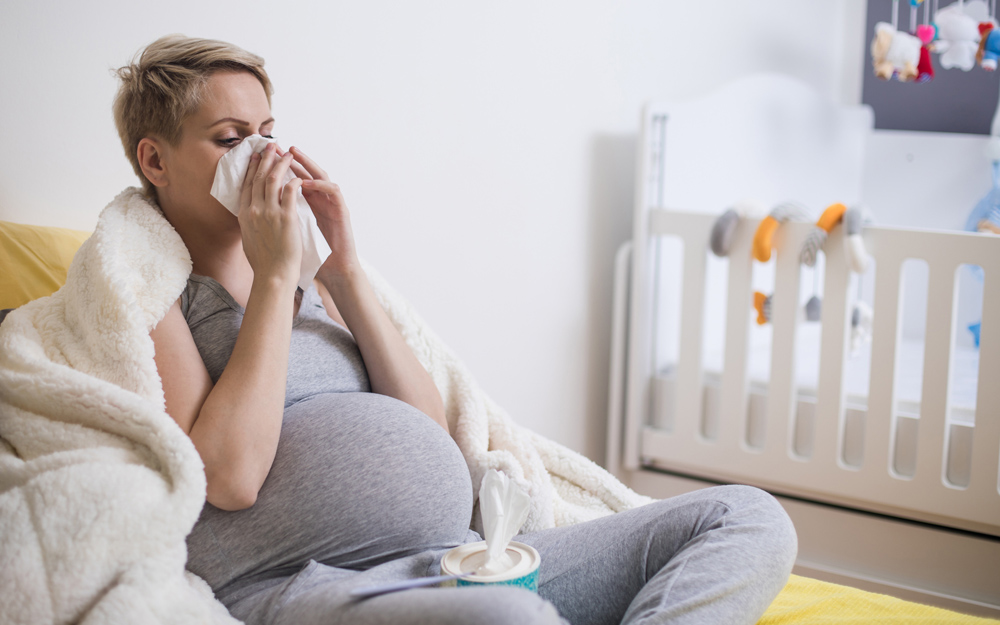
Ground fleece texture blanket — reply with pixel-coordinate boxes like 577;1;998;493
0;188;651;624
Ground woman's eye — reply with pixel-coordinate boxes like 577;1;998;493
262;135;274;139
218;137;241;147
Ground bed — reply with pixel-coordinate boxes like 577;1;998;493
3;225;996;625
606;73;1000;620
2;98;997;619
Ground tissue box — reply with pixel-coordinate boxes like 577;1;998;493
440;541;540;592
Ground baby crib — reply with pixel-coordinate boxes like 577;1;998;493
606;74;1000;616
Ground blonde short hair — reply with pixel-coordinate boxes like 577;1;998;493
113;35;273;197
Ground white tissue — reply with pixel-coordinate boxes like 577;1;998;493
210;134;332;291
478;470;530;576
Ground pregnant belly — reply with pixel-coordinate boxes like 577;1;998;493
186;392;474;591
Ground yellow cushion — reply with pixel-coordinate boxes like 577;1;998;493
759;574;998;624
0;220;90;310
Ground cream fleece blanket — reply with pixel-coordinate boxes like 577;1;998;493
0;188;651;624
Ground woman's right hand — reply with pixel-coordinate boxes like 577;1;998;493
237;143;303;286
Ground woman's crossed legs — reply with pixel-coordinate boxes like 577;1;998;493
521;484;797;625
229;485;796;625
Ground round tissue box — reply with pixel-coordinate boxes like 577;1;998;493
440;541;540;592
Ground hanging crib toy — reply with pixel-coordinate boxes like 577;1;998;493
710;202;874;355
872;0;936;81
871;0;1000;80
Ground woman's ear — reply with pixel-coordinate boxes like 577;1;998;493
137;138;169;188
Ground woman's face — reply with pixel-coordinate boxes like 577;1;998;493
156;70;274;235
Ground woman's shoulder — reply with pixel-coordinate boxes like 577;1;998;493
181;274;245;325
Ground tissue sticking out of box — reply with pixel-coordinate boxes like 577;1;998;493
477;470;530;576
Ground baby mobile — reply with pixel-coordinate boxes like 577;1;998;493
874;0;1000;349
871;0;1000;82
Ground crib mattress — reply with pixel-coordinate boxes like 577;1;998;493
696;324;980;422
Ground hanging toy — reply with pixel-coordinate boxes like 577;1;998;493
752;288;823;325
710;208;741;257
933;1;984;71
917;40;936;81
752;202;809;263
800;203;847;267
916;22;937;82
754;292;773;326
850;301;875;356
751;202;810;325
707;202;785;326
795;202;875;353
799;203;872;274
709;200;765;257
916;24;938;42
977;22;1000;69
872;22;923;81
913;0;937;82
871;23;895;79
843;207;872;273
800;203;855;320
804;293;823;322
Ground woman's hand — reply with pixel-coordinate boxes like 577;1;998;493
285;146;447;431
238;143;303;286
287;146;361;281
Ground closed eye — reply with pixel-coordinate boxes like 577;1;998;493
218;134;274;148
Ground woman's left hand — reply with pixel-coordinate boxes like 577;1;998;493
287;146;361;280
285;147;448;431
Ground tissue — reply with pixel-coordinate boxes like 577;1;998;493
210;134;332;291
477;470;530;576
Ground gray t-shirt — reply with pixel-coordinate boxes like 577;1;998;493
180;275;475;601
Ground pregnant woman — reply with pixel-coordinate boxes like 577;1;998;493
120;35;797;625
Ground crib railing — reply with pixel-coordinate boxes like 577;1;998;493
618;208;1000;537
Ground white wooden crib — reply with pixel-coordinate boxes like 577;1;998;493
606;74;1000;617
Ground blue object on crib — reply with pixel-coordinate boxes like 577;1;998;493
964;160;1000;283
969;322;981;348
966;160;1000;234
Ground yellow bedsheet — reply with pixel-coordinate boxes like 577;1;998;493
760;575;998;624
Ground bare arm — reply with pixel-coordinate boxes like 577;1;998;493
291;146;447;432
152;277;295;511
315;271;447;432
152;145;303;511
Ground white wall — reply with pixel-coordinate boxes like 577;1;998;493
0;0;871;462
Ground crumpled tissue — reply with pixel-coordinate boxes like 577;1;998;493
210;134;332;291
477;469;531;575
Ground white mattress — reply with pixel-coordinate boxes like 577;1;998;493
693;323;980;420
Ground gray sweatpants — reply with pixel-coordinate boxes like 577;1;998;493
226;485;797;625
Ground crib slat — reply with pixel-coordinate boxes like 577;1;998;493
765;224;805;457
866;256;902;478
814;229;850;466
674;231;707;442
914;263;955;490
718;221;756;451
971;264;1000;499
